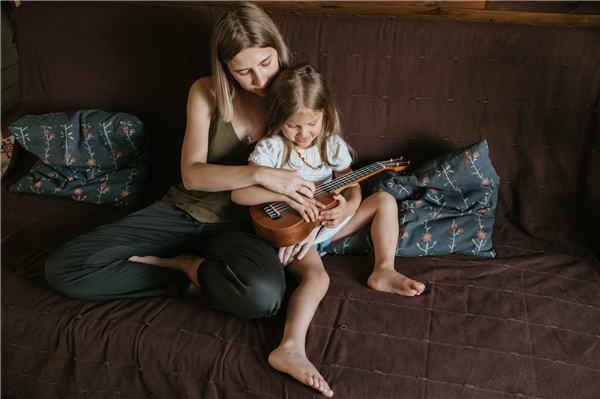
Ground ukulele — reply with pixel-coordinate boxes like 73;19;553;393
250;158;410;248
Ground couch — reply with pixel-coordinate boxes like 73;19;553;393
2;2;599;398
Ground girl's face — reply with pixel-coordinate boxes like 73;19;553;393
227;47;280;97
281;110;324;149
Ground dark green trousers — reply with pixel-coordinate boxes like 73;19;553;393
45;202;285;319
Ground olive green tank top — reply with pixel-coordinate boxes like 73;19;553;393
161;111;257;223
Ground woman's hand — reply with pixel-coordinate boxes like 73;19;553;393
286;195;326;223
259;167;317;205
319;193;359;228
278;226;321;266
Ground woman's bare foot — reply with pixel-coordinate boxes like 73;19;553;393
129;253;202;272
269;346;334;397
367;268;425;296
129;254;204;294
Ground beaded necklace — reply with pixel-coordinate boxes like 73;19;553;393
293;146;324;170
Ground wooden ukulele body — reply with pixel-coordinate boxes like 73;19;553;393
250;192;338;248
249;158;409;248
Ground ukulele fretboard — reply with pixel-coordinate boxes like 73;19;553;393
262;158;407;221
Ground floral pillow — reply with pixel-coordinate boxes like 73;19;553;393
9;109;151;208
326;140;499;257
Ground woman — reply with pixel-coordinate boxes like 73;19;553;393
45;2;315;319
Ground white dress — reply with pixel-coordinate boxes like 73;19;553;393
249;135;355;246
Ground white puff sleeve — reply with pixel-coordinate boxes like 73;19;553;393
248;136;285;168
328;136;353;172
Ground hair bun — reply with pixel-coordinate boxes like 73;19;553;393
299;63;315;73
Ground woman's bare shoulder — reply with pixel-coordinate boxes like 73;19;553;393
192;76;215;93
188;76;217;116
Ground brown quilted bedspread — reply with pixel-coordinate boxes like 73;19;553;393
2;2;599;398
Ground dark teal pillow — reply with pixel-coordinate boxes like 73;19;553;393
9;110;151;208
327;140;499;257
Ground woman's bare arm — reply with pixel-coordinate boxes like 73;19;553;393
231;185;288;206
232;163;324;222
179;78;314;202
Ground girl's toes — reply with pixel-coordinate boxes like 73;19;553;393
306;375;314;387
313;377;321;389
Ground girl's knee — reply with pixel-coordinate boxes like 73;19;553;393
371;190;395;203
371;191;398;212
305;270;330;298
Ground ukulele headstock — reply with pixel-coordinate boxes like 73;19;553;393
378;157;410;171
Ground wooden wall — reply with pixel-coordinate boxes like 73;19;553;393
237;1;600;28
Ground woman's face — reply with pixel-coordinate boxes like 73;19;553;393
227;47;279;97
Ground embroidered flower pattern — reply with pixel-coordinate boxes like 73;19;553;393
9;111;150;207
60;123;75;166
42;126;55;163
82;123;101;179
13;126;30;150
417;219;437;255
325;141;497;258
95;176;111;204
72;187;87;202
447;219;463;252
120;121;138;151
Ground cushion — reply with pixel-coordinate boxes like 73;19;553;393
1;135;14;177
8;109;151;208
326;140;499;257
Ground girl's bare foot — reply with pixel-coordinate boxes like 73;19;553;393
269;346;334;397
367;268;425;296
129;254;204;294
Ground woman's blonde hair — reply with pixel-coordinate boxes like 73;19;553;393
263;63;356;168
211;2;290;122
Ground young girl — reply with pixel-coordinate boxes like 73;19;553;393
232;64;425;397
45;3;316;319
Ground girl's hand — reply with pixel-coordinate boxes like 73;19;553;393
260;167;316;205
319;193;358;228
287;195;326;223
278;226;321;265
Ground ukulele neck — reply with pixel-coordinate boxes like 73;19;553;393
317;162;386;195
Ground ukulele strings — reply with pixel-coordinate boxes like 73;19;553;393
267;163;384;214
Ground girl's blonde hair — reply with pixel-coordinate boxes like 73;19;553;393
263;63;355;168
211;2;290;122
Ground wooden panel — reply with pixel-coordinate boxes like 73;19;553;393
14;1;600;26
366;1;486;10
188;1;600;27
486;1;600;15
254;1;488;13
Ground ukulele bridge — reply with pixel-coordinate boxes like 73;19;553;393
264;204;283;220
